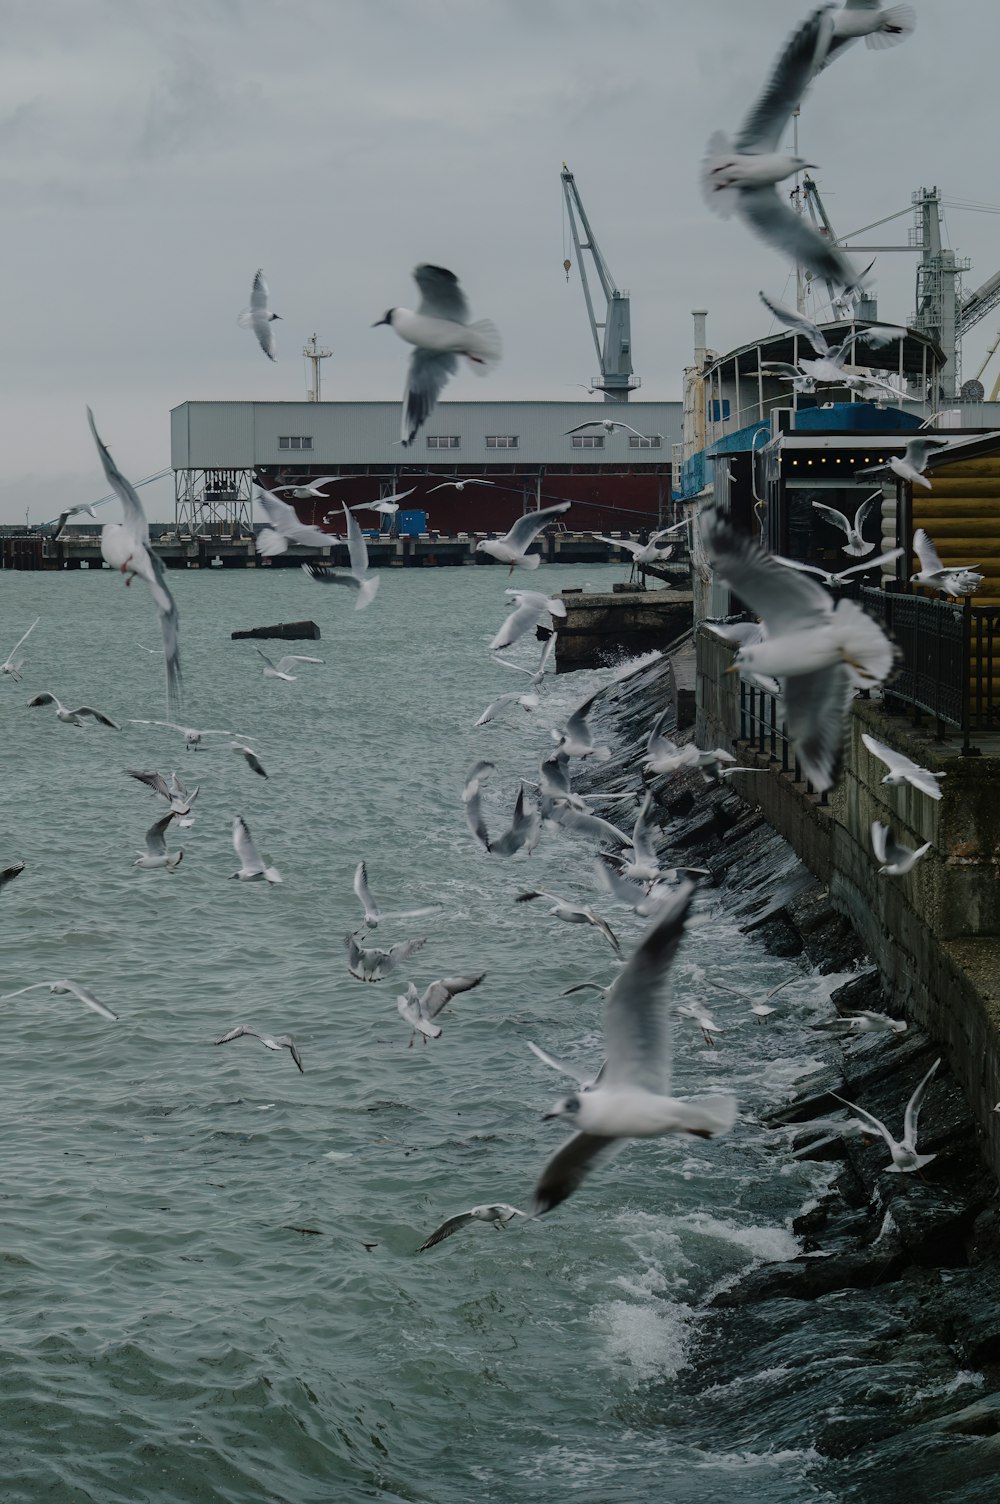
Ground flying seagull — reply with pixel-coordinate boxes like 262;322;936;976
888;438;950;491
230;740;268;777
237;268;281;361
909;529;983;598
702;517;896;791
347;489;417;518
463;759;496;853
345;931;427;983
88;409;182;717
871;820;932;877
300;504;380;608
129;719;233;750
531;881;738;1216
0;861;25;892
564;420;653;440
255;487;334;557
231;816;282;884
134;813;183;872
490;589;567;650
28;693;118;729
373;264;502;447
1;618;40;681
126;769;199;819
475;502;571;571
772;549;903;588
396;973;485;1045
352;861;438;928
591;530;675;567
553;686;611;762
861;732;943;800
823;1;917;67
427;478;496;493
490;783;542;858
811;494;883;557
51;502;98;536
417;1203;526;1251
0;980;118;1020
494;633;557;688
474;690;540;727
273;477;348;500
702;8;861;292
516;889;622;957
257;651;325;682
830;1058;940;1174
214;1025;303;1072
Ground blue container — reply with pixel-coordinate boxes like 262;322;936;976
397;509;427;536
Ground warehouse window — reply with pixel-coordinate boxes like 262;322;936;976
486;435;518;449
571;434;604;449
628;435;662;448
278;435;313;450
426;435;460;449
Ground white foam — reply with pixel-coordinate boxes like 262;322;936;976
672;1211;801;1263
595;1294;695;1384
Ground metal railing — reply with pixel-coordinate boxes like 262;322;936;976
738;678;829;802
861;587;1000;754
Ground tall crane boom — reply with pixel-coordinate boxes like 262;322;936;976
560;164;638;402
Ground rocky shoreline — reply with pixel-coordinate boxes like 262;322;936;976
579;650;1000;1488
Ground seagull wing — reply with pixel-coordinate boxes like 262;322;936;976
250;269;269;313
703;518;834;637
232;816;264;874
834;548;903;582
733;8;834;152
476;692;526;726
601;879;694;1093
490;601;543;652
771;556;831;581
88;409;182;714
0;861;25;889
564;422;603;436
550;804;631;846
870;820;891;865
27;691;59;709
342;503;371;580
413;263;469;321
828;1092;897;1151
417;1211;476;1251
59;981;119;1021
73;706;120;728
528;1039;594;1086
353;861;380;924
913;528;944;574
782;663;853;792
4;617;40;668
533;1132;627;1216
861;733;940;796
593;534;641;558
127;769;172;801
904;438;949;473
903;1058;940;1151
758;291;830;356
737;186;859;290
256;488;300;535
145;814;175;855
276;656;324;673
386;937;428;966
811;501;852;538
502;502;571;554
401;347;458;446
214;1025;255;1045
420;974;485;1020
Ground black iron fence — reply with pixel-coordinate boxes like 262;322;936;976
860;588;1000;753
738;678;829;803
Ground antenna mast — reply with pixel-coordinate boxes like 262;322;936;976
303;334;333;402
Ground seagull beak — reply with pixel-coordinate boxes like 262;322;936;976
371;316;389;328
541;1110;559;1121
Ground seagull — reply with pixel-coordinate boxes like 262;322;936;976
759;360;817;396
644;707;702;777
463;760;496;853
702;9;861;292
51;502;98;536
475;502;571;571
830;1058;940;1174
129;719;233;750
493;633;557;688
126;768;199;818
820;1005;907;1034
677;999;723;1048
490;589;567;650
345;931;427;983
257;650;325;682
230;741;268;778
592;855;676;920
347;489;417;518
1;861;25;892
28;693;119;729
134;814;183;872
352;861;438;928
88;409;182;716
231;816;282;884
542;799;631;849
273;477;349;500
823;1;917;66
554;687;611;762
564;420;654;440
474;691;540;727
759;292;905;365
417;1202;525;1251
214;1025;303;1072
255;487;333;557
591;530;674;567
703;517;896;791
0;979;118;1020
373;264;502;446
427;478;496;493
531;882;738;1215
300;505;380;608
616;790;661;882
909;528;983;598
396;973;485;1045
237;268;282;361
871;820;932;876
516;889;622;957
1;618;40;681
490;783;542;858
811;494;883;557
772;548;903;587
861;733;943;800
888;438;950;491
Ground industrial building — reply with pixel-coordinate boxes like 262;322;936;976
169;399;682;537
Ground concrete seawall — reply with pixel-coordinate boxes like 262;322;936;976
696;626;1000;1174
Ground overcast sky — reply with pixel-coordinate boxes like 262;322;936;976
3;0;999;523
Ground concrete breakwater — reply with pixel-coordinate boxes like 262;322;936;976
575;649;1000;1483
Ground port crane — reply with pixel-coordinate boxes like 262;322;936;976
560;164;638;402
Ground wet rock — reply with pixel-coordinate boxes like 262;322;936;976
828;968;885;1016
935;1394;1000;1436
751;912;804;958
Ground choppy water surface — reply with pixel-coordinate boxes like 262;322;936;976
2;564;865;1502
